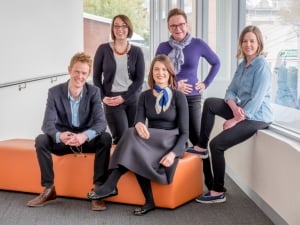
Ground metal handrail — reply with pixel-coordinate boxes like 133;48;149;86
0;73;68;90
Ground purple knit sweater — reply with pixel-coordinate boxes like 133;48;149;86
156;38;220;96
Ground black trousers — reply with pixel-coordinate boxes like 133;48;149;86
186;95;202;146
35;132;112;187
104;94;138;144
198;98;270;192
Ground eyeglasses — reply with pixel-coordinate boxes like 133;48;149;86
169;22;186;30
113;24;128;29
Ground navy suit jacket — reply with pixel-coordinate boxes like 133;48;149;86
41;80;107;142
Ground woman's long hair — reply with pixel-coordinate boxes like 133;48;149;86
148;55;176;89
236;25;266;59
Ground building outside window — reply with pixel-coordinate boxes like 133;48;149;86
246;0;300;135
83;0;151;76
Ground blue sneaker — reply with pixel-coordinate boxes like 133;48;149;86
195;192;226;204
186;147;209;159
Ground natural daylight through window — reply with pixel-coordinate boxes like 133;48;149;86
246;0;300;135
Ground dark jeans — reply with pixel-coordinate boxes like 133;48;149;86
104;94;138;144
198;98;270;192
186;95;202;146
35;132;112;187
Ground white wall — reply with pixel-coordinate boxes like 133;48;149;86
212;118;300;225
0;77;69;140
0;0;83;140
0;0;83;84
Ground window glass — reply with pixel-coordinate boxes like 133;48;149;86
184;0;196;36
83;0;150;78
204;0;234;98
246;0;300;134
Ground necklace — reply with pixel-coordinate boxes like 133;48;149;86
69;145;86;157
113;42;129;55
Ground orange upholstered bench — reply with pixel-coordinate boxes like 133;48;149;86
0;138;203;209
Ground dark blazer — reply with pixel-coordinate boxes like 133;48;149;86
41;80;107;142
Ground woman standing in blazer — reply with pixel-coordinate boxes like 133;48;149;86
93;14;145;144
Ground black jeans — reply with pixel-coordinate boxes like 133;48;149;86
198;98;270;192
104;94;138;144
186;95;202;146
35;132;112;187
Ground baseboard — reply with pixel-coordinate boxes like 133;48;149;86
226;166;288;225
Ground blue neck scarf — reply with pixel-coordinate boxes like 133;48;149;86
154;85;169;107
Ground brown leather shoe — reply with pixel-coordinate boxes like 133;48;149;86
91;200;107;211
27;186;57;207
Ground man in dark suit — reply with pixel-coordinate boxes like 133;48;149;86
27;52;112;211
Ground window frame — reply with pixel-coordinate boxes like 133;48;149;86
149;0;300;142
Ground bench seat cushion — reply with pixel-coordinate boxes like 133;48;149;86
0;138;203;209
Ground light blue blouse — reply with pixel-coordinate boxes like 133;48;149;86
224;55;273;123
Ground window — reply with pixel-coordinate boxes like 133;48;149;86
201;0;236;98
82;0;299;138
246;0;300;135
83;0;150;77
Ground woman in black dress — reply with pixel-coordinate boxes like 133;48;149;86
87;55;189;215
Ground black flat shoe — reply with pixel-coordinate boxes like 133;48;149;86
133;205;155;216
87;188;118;200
